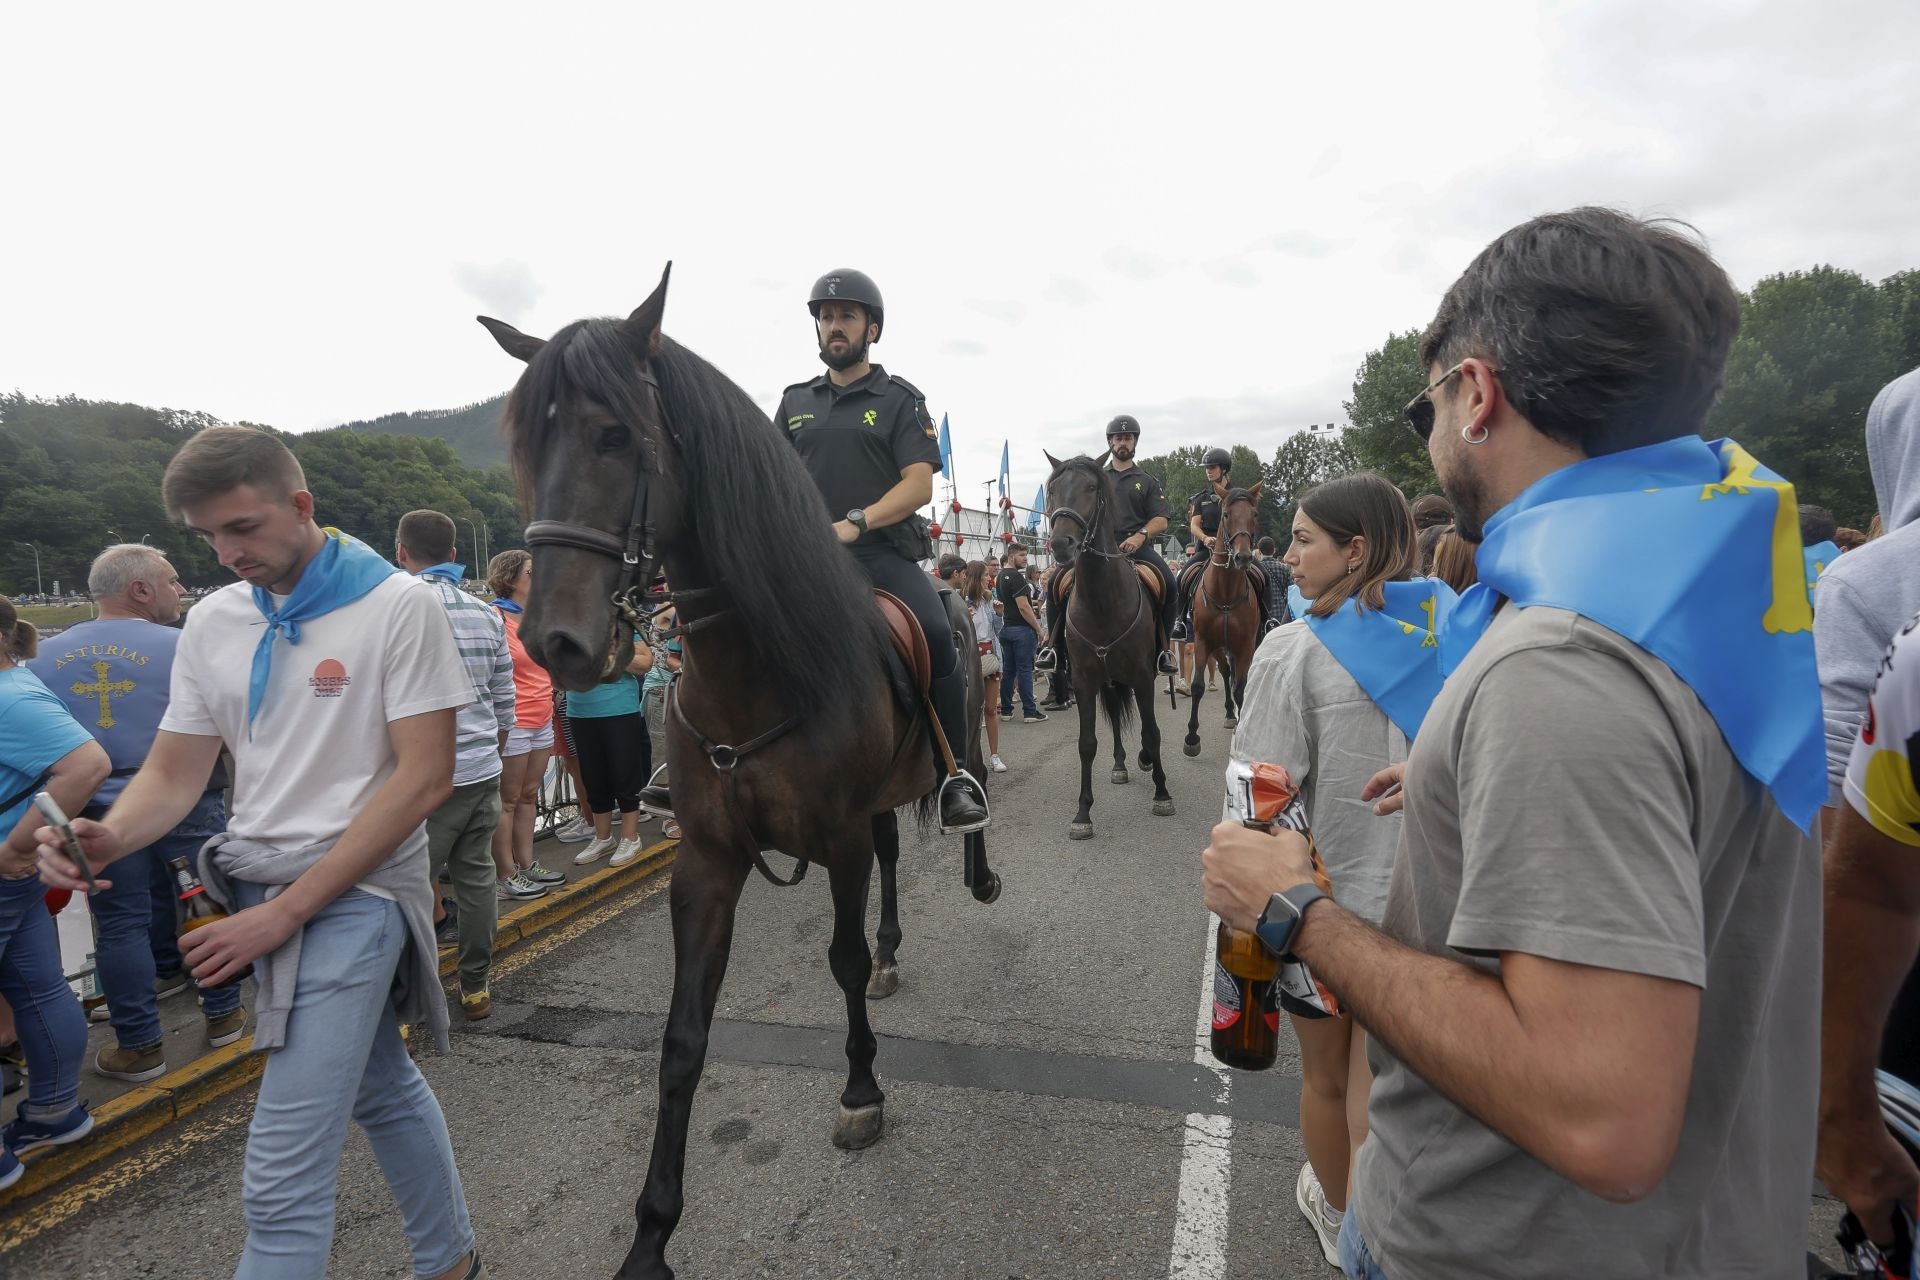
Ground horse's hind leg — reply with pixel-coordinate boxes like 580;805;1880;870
1138;681;1175;816
1184;641;1207;757
1220;651;1238;727
965;828;1000;903
828;851;886;1150
867;811;901;999
623;846;751;1280
1110;713;1130;785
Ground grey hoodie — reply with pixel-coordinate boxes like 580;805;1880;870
1815;365;1920;803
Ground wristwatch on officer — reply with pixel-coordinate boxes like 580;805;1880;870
1254;884;1329;958
846;509;869;535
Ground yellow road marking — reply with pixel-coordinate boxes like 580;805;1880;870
491;869;672;981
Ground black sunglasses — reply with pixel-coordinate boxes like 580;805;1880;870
1403;363;1466;441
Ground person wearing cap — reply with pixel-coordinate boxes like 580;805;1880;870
755;269;989;835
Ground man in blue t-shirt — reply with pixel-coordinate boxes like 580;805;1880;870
27;545;242;1084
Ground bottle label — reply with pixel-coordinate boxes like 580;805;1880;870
1211;961;1242;1031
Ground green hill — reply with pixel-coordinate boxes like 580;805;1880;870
335;395;510;469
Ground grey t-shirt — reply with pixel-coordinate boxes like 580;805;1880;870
1352;606;1819;1280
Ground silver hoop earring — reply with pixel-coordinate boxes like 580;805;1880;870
1462;421;1490;446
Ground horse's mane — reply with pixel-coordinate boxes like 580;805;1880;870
506;321;888;724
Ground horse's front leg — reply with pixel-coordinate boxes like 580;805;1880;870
827;848;886;1150
622;843;751;1280
1070;667;1098;840
1138;680;1175;816
867;810;902;999
1184;638;1207;757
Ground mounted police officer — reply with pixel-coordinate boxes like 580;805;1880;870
1172;446;1232;641
772;269;988;833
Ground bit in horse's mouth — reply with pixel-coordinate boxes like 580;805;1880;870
598;612;624;681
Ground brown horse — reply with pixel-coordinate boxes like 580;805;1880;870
1043;451;1175;838
480;267;998;1280
1182;484;1264;757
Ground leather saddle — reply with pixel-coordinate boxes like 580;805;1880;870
874;588;932;694
1179;558;1267;603
1054;562;1164;605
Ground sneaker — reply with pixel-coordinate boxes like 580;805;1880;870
609;836;647;868
998;712;1013;723
206;1007;248;1049
524;861;568;885
435;897;459;944
990;754;1008;773
86;1001;110;1025
94;1043;167;1084
1295;1162;1342;1266
497;873;548;900
572;835;617;867
553;817;594;843
633;809;654;824
155;969;191;999
1022;709;1048;723
0;1145;19;1192
3;1100;94;1157
461;988;492;1022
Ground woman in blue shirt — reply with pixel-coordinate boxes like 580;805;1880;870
565;633;654;870
0;596;111;1189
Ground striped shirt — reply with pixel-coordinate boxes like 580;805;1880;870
416;573;516;786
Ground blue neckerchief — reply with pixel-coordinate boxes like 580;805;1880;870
1803;540;1840;596
1298;577;1457;739
415;561;466;585
491;598;523;615
247;530;398;735
1438;436;1825;831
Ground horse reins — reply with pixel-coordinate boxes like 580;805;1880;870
1198;491;1258;612
1053;468;1151;659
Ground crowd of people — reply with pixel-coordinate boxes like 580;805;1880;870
0;206;1917;1278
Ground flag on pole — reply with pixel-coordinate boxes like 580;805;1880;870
937;414;953;477
998;441;1010;502
1027;482;1046;530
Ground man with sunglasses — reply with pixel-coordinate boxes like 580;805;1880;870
1203;209;1823;1278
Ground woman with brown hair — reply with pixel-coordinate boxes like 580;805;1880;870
486;550;563;902
1430;527;1479;593
1237;473;1454;1263
960;560;1007;773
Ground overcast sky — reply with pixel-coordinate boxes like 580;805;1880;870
5;1;1916;508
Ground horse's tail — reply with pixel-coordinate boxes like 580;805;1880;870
1099;681;1135;742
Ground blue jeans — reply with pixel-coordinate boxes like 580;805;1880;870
999;625;1038;716
0;872;87;1116
232;884;473;1279
1338;1204;1392;1280
91;793;239;1049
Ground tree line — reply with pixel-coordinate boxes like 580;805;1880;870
0;393;523;595
1142;264;1918;542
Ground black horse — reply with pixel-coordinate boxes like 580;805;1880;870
1043;452;1175;838
481;267;998;1280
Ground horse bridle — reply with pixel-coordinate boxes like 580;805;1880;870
521;365;672;632
1199;489;1258;610
1049;470;1128;562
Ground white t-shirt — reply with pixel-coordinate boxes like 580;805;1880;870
161;574;472;851
1847;609;1920;848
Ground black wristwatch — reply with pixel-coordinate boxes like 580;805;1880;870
846;509;869;535
1254;884;1329;958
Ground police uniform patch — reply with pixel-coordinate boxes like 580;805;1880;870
916;400;937;440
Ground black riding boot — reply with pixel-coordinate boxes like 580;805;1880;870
930;669;989;833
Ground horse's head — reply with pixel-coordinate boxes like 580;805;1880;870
1221;482;1263;570
479;264;688;691
1041;449;1110;566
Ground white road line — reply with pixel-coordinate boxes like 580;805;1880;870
1169;913;1232;1280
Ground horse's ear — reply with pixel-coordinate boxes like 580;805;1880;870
478;316;545;363
620;262;672;361
1094;448;1111;468
1248;480;1263;501
1043;449;1062;471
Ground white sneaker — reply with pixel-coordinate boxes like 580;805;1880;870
990;754;1008;773
573;834;618;866
554;817;593;843
609;836;646;868
496;873;547;901
1295;1162;1342;1266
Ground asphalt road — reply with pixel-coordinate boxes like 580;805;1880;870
1;691;1852;1278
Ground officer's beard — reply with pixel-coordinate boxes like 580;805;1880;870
818;332;871;372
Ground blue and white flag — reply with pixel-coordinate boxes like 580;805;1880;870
998;440;1010;501
937;414;953;478
1027;483;1046;531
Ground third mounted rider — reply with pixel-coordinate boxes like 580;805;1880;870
1172;445;1232;641
774;269;989;834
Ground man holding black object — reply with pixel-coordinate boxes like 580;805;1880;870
1203;209;1824;1278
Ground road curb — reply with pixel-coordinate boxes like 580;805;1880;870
0;836;677;1211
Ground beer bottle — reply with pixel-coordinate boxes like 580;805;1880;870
1211;816;1282;1071
168;856;253;988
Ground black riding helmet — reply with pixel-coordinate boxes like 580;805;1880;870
1106;414;1141;439
1202;446;1232;473
808;269;885;341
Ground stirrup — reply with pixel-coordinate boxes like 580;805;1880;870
1262;617;1283;634
1157;651;1179;675
937;769;990;836
638;765;674;819
1170;620;1188;641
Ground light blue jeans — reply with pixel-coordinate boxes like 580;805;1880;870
0;871;86;1116
232;885;473;1280
1338;1203;1392;1280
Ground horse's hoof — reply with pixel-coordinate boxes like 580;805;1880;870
1224;716;1238;729
1182;741;1202;758
1138;750;1153;771
1069;823;1095;840
973;873;1002;904
832;1102;884;1150
1110;768;1129;785
1152;799;1176;817
866;964;900;1000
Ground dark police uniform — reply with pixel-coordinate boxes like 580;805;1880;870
1188;487;1224;542
1104;462;1179;637
776;363;957;679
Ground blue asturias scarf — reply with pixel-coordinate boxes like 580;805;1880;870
1439;436;1825;831
1804;540;1840;596
1297;577;1457;739
491;598;523;615
415;561;466;586
248;529;399;734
